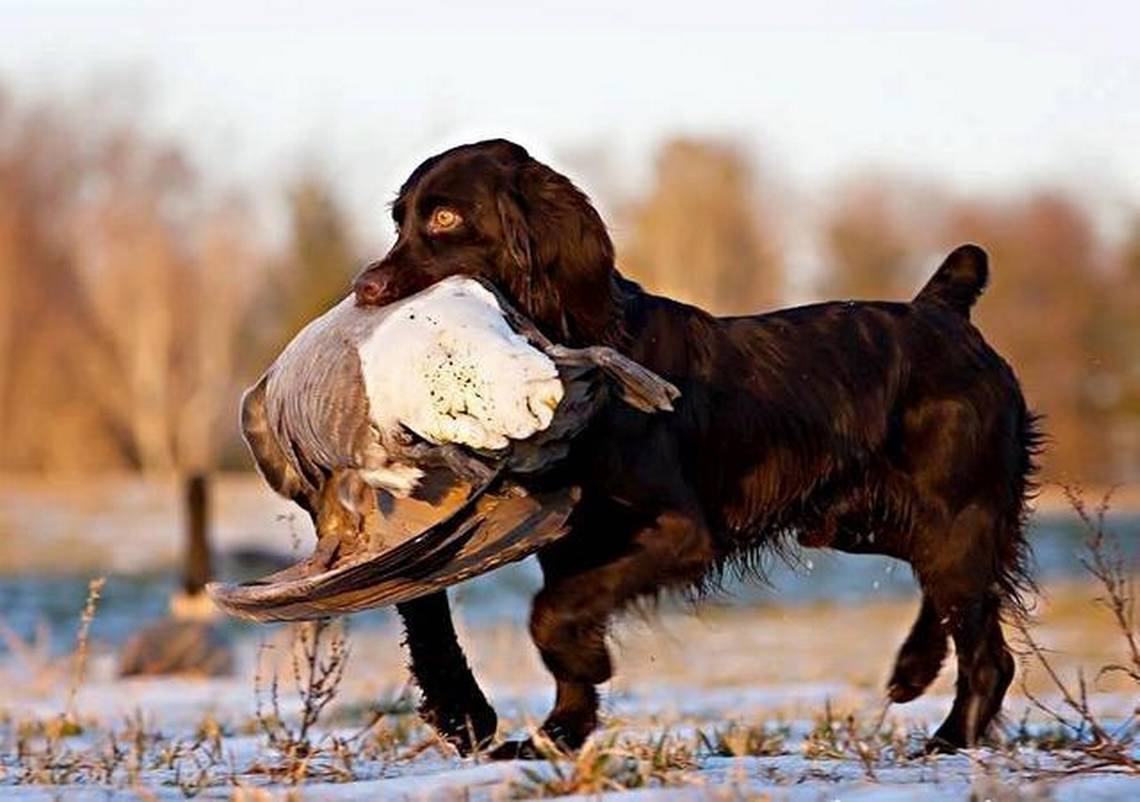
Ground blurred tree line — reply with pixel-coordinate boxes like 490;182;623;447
0;85;358;473
0;86;1136;483
814;182;1140;483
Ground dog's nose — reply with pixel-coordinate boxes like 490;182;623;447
354;272;389;306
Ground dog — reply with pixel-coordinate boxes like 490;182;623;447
353;139;1040;757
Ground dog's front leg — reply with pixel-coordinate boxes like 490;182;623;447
397;591;497;754
489;503;715;759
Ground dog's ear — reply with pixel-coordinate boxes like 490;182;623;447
495;184;557;336
497;160;618;344
496;190;533;274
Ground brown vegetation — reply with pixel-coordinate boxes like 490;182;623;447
0;85;360;475
0;498;1135;794
619;138;783;314
0;85;1137;482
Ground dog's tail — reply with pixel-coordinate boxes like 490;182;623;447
913;244;989;318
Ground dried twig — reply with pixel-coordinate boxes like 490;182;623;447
63;576;106;728
252;618;353;784
1010;487;1138;773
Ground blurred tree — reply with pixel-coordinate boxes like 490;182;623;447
820;177;940;300
1104;220;1140;479
72;131;195;472
0;98;125;471
0;84;264;473
174;197;262;472
276;173;359;337
230;171;360;433
619;138;783;314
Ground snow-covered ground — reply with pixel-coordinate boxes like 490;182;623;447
1;582;1137;800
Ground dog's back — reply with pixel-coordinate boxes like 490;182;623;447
615;247;1033;563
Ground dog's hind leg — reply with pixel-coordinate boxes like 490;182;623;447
915;505;1017;752
926;591;1013;752
887;593;949;703
819;512;950;705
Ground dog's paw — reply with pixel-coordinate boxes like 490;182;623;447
887;674;929;704
886;639;947;704
922;735;962;756
487;738;545;761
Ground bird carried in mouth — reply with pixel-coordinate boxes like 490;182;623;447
208;276;678;622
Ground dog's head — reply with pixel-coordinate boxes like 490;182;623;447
354;139;618;344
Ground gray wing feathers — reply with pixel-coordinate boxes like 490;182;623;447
240;376;312;506
255;304;376;492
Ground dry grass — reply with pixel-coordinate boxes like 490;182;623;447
800;700;918;779
63;577;106;730
510;731;700;798
699;721;790;758
1;492;1138;797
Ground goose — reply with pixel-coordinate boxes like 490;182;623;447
120;475;235;677
208;276;677;622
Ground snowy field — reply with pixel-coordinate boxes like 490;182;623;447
1;577;1137;800
1;477;1137;798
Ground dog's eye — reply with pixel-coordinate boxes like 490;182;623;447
428;207;462;233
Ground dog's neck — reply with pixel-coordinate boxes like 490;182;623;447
495;261;627;350
564;273;629;349
539;271;629;350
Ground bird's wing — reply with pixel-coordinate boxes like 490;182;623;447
207;483;578;622
264;298;375;482
240;374;316;509
547;344;679;414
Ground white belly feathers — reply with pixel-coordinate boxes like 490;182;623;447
356;277;564;451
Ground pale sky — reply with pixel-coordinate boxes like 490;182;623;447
2;1;1139;251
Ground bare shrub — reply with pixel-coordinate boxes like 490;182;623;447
1009;488;1139;774
252;618;355;784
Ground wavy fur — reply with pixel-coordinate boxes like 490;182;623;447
358;141;1042;755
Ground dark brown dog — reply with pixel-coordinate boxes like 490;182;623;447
356;140;1040;757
